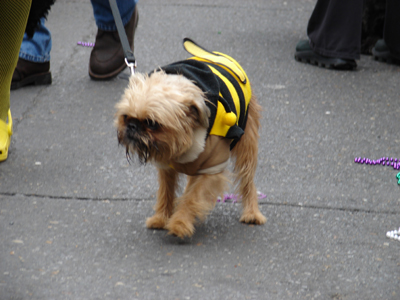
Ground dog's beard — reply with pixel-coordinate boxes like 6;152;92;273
123;138;154;165
117;129;171;165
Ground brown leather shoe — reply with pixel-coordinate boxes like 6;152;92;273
11;58;52;90
89;7;138;80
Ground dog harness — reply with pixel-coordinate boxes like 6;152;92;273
160;38;252;150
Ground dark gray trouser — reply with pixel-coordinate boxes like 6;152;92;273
383;0;400;59
307;0;400;60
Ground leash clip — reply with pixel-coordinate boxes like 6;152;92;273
125;58;137;75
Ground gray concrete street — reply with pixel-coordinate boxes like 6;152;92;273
1;0;399;299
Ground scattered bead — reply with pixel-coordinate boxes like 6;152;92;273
77;41;95;47
386;227;400;241
217;192;267;203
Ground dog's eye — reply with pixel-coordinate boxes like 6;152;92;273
144;119;160;131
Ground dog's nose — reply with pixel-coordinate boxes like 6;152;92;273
126;122;138;131
127;120;139;132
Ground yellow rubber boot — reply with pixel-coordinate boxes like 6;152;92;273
0;110;13;161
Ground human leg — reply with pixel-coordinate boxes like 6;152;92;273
295;0;364;70
0;0;31;160
372;0;400;64
19;17;52;63
91;0;137;31
308;0;364;60
12;17;52;89
383;0;400;58
89;0;139;80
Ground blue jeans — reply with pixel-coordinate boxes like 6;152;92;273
91;0;137;31
19;17;52;63
19;0;138;62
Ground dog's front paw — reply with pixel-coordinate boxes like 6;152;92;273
240;210;267;225
165;215;195;239
146;214;169;229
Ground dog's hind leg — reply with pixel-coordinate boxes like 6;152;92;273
165;173;227;238
231;96;266;225
146;167;178;229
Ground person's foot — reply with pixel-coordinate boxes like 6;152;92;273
0;110;13;162
372;39;400;65
11;58;52;90
89;6;139;80
295;40;357;70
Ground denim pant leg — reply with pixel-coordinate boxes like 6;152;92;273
19;17;52;63
91;0;138;31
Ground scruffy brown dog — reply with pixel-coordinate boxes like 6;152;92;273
115;39;266;238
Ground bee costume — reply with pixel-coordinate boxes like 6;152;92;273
161;38;252;150
154;39;254;175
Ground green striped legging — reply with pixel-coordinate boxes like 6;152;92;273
0;0;32;122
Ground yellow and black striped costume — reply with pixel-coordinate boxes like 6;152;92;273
160;38;252;149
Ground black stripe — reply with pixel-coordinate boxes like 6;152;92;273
205;63;246;129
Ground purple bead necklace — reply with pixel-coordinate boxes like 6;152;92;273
354;156;400;170
355;156;400;242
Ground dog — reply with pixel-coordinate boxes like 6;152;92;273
114;38;266;238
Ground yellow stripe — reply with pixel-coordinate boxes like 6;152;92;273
208;65;240;137
212;52;252;111
189;56;251;114
183;39;247;83
185;47;253;138
209;96;230;137
208;65;241;120
188;56;253;137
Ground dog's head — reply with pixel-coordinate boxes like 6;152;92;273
114;70;210;165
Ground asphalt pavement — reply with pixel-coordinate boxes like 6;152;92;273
1;0;399;299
